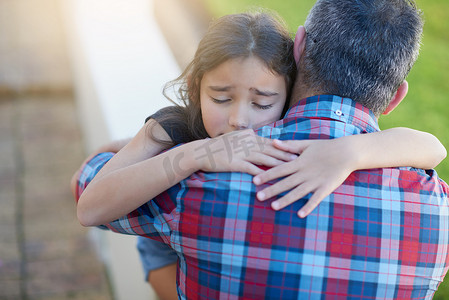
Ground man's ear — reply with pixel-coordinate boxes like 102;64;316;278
382;81;408;115
294;26;307;65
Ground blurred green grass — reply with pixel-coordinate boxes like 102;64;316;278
202;0;449;298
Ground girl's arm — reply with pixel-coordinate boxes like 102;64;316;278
77;126;296;227
70;138;132;200
76;119;180;226
253;127;447;218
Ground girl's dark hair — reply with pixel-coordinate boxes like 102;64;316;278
151;10;296;145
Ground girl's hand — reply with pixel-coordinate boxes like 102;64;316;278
253;139;355;218
195;129;297;176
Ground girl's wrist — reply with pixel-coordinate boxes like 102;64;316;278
335;136;363;172
178;140;206;172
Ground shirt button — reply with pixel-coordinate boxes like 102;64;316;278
335;110;343;116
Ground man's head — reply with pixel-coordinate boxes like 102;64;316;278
293;0;423;116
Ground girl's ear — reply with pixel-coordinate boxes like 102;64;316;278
294;26;307;65
382;81;408;115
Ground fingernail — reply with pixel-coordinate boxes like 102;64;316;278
272;201;280;210
257;192;265;201
290;154;297;160
253;177;261;185
298;211;305;218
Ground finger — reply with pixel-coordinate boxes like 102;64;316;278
272;139;309;154
255;135;276;145
253;160;299;185
235;162;264;176
240;131;275;147
244;152;286;168
260;145;298;162
269;182;313;210
256;173;305;201
225;133;296;162
296;188;328;218
256;149;298;166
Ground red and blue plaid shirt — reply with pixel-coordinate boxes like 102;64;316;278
76;95;449;299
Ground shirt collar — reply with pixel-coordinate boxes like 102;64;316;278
284;95;380;133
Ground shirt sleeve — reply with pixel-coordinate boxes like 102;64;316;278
75;152;172;243
75;152;115;203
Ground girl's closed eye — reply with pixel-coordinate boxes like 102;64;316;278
211;97;231;104
253;102;274;110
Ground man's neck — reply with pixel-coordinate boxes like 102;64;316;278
288;81;320;108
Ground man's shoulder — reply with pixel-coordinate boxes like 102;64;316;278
342;166;449;200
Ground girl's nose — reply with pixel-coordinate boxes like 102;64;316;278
229;104;249;130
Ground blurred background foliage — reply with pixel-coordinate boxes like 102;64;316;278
201;0;449;298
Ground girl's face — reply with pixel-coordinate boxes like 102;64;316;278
200;56;287;138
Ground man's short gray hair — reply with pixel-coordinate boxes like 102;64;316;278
302;0;423;116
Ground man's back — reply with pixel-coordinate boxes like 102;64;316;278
99;95;449;299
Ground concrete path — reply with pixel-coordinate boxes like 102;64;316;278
0;94;112;299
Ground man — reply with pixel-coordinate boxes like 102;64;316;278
73;0;449;298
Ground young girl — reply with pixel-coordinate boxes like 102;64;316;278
72;11;446;300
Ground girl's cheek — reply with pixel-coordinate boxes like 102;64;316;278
202;111;223;137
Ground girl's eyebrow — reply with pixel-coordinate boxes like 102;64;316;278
208;86;278;96
208;85;233;92
251;88;279;97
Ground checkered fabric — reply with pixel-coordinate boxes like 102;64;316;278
76;95;449;299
